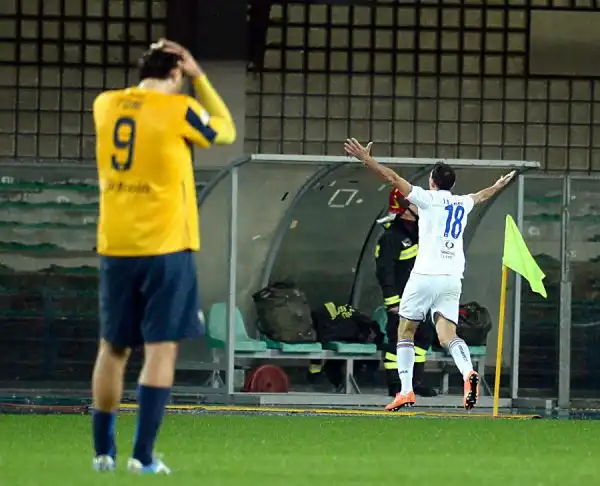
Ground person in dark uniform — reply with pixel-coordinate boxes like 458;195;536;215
375;188;437;397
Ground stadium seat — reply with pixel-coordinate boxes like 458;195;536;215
324;341;378;354
465;346;487;357
263;337;323;353
207;302;267;352
371;306;388;343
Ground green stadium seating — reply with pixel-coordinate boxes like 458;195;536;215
371;306;388;343
323;341;378;354
207;303;267;352
264;337;323;353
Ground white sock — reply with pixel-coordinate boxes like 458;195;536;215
396;340;415;394
448;338;474;380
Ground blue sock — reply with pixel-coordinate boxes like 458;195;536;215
132;385;171;466
92;410;117;458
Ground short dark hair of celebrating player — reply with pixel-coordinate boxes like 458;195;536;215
430;162;456;191
138;46;182;81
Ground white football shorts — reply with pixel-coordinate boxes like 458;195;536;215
398;273;462;325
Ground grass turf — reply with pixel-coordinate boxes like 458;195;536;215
1;413;599;486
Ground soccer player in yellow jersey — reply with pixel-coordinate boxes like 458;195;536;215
91;39;236;475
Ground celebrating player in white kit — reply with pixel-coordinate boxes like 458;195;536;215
344;138;516;410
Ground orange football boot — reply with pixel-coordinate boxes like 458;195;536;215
384;391;416;411
463;371;480;410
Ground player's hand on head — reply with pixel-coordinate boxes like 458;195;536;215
344;138;372;161
157;38;203;78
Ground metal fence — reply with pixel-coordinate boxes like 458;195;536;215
521;173;600;408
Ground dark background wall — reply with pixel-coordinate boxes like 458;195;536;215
0;0;246;167
246;0;600;172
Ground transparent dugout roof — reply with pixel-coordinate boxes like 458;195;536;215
198;155;536;319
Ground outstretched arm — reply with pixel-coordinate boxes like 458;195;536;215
469;170;517;205
344;138;412;195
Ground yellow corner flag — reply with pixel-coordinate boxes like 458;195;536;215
502;215;547;298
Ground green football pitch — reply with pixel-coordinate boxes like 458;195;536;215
1;413;599;486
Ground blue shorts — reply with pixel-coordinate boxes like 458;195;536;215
99;250;204;348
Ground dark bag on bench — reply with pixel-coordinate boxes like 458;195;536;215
456;301;492;346
252;282;317;343
312;302;384;345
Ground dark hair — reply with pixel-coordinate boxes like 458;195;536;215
138;48;181;81
431;162;456;190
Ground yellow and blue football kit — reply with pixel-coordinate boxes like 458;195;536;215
94;76;236;347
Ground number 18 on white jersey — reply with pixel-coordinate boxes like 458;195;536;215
406;186;475;278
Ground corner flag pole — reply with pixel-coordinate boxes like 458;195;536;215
493;264;509;418
493;215;547;418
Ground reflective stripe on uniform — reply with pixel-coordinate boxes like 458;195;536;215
384;348;427;367
309;364;322;374
398;244;418;260
375;239;418;260
415;346;427;363
384;352;397;370
384;295;401;306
